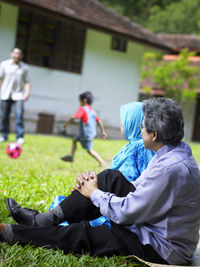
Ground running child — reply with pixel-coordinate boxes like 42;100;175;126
61;91;107;166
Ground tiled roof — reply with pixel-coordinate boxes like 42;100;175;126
163;55;200;62
3;0;173;51
157;34;200;52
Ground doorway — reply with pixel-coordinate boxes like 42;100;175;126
193;95;200;141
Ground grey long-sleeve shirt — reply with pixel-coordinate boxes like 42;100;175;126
91;142;200;265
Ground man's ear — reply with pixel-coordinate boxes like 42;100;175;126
152;131;158;142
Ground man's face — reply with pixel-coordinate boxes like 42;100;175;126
11;48;22;64
141;119;156;151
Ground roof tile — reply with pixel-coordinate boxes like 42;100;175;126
4;0;173;50
157;34;200;52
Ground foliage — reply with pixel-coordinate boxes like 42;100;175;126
98;0;200;34
147;0;200;33
141;49;200;103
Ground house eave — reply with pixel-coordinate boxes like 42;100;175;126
1;0;172;52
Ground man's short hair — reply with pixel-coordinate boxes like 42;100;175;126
79;91;94;105
11;47;22;53
143;97;184;145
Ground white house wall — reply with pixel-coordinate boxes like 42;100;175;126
0;1;146;137
0;2;19;62
28;29;145;127
27;30;145;133
81;29;144;128
181;101;196;141
3;2;197;142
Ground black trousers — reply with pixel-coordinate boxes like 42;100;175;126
11;169;168;264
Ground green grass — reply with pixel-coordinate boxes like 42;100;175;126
0;134;200;266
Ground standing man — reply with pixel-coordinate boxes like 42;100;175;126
0;47;30;144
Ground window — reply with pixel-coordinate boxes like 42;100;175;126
111;36;127;52
16;9;86;73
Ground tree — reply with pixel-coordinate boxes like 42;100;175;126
141;49;200;103
147;0;200;33
98;0;200;34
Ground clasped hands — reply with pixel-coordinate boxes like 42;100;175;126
74;171;98;198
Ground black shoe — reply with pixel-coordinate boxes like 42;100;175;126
60;155;73;162
6;198;39;226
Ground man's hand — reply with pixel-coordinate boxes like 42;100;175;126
23;93;29;101
23;82;30;101
74;171;98;198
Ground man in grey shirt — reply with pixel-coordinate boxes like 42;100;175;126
2;98;200;265
0;47;30;144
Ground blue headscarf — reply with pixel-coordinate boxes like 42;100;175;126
120;102;144;142
110;102;155;181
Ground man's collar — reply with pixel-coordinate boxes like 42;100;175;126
10;59;21;66
156;144;175;158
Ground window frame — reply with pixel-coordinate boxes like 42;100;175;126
16;8;86;74
111;36;127;53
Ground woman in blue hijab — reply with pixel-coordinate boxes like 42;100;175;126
110;102;155;182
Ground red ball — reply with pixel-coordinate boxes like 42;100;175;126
6;143;22;158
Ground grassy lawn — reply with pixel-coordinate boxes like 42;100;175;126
0;134;200;266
